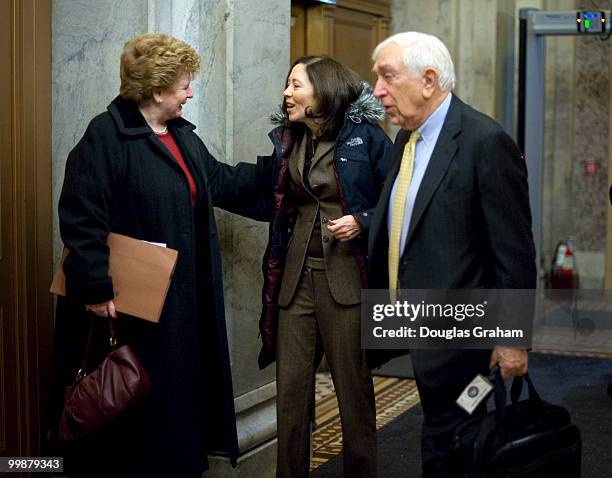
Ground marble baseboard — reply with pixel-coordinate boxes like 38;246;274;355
234;381;277;452
205;438;277;478
575;250;605;289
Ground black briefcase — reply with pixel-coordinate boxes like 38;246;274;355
450;367;581;477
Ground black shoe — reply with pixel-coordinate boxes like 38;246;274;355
608;382;612;396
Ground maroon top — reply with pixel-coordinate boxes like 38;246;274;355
158;132;197;206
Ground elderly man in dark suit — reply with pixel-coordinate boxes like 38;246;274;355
368;32;537;476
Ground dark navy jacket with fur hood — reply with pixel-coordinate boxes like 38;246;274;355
255;84;392;368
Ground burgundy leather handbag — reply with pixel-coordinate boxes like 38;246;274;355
60;316;151;441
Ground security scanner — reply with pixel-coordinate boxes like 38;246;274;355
519;8;612;353
518;8;611;268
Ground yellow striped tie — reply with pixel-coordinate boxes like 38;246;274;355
388;131;420;301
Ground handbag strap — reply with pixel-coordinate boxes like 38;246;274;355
108;316;119;349
74;315;119;382
489;365;507;422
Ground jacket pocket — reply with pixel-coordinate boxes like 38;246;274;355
337;152;370;165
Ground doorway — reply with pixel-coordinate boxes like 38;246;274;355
291;0;389;84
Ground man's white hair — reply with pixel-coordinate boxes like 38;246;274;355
372;32;456;92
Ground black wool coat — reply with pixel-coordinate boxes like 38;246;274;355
50;96;260;476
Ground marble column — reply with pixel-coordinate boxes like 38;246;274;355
389;0;515;122
52;1;290;475
196;0;290;475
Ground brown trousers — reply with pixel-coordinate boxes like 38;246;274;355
276;257;377;478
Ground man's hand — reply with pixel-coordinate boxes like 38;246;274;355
489;346;528;379
85;300;117;319
326;215;362;242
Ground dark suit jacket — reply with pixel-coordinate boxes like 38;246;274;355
367;94;536;392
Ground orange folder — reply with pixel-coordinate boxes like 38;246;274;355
50;233;178;323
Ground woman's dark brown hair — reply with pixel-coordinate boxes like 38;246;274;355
282;56;361;140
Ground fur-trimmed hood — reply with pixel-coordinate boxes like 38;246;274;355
270;82;384;125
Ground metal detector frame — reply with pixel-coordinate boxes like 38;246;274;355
518;8;611;271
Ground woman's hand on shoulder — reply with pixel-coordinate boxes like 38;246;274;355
85;300;117;319
326;215;362;242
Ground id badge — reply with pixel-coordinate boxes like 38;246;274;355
456;374;494;415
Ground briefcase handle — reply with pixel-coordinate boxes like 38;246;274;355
510;373;543;406
470;368;548;472
489;365;544;423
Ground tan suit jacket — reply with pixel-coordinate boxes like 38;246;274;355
277;134;362;307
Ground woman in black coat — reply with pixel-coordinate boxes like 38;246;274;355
49;33;258;477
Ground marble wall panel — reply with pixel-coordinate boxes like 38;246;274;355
389;0;512;121
216;0;290;396
572;0;610;260
495;0;518;133
196;0;231;159
147;0;203;126
540;0;576;271
541;34;576;267
390;0;457;59
52;0;148;261
454;0;498;116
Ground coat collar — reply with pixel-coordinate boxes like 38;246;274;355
106;96;205;190
309;140;335;171
270;82;384;127
293;133;334;181
293;132;308;181
268;117;357;162
107;95;196;137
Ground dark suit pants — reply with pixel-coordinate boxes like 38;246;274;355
412;349;491;478
276;257;377;478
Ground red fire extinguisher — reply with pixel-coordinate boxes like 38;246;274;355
549;240;579;289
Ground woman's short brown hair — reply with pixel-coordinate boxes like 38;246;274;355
282;56;361;140
120;33;200;104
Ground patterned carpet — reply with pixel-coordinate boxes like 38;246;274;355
310;374;420;471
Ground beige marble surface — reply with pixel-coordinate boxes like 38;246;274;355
52;0;148;260
389;0;508;120
572;0;610;257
